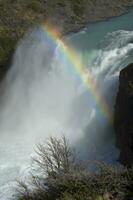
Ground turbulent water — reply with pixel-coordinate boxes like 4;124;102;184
0;10;133;200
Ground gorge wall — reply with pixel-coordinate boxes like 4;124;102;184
114;63;133;166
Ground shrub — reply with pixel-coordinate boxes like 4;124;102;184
26;0;44;12
16;136;133;200
71;0;84;17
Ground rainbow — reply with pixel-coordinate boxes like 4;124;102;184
41;23;113;124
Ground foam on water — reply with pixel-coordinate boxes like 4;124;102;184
0;27;133;198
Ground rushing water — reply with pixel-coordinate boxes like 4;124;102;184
0;9;133;199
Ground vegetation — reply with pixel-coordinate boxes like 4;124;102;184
0;0;46;79
16;136;133;200
71;0;85;17
0;0;133;81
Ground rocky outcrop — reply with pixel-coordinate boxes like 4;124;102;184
114;63;133;166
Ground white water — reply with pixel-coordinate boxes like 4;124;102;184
0;13;133;199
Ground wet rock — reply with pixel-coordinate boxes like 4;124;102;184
114;63;133;166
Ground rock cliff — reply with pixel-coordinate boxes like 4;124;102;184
114;63;133;166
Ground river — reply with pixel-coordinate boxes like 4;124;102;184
0;8;133;200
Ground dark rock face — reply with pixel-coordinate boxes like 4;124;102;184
114;63;133;166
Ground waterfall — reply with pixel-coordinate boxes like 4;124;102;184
0;28;133;199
